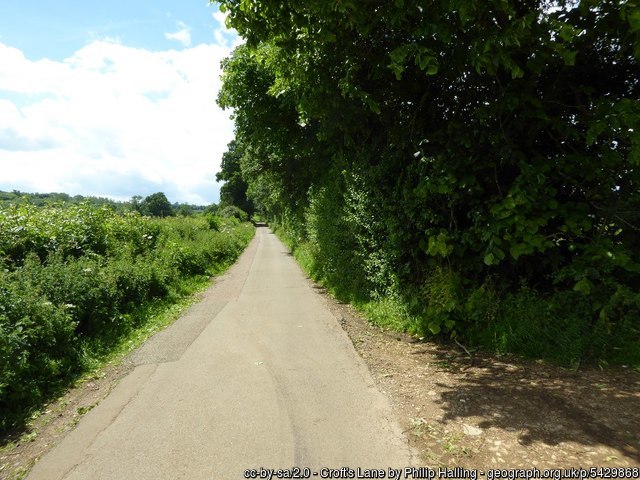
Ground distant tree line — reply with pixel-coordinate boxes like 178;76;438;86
1;190;209;218
0;190;125;209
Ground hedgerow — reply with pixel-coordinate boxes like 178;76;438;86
217;0;640;367
0;203;253;432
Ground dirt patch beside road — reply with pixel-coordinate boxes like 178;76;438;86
0;362;132;480
317;286;640;471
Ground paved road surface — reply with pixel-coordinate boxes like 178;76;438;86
28;227;414;480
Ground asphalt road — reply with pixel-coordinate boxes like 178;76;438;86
28;226;414;480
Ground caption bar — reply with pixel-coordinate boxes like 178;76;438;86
244;467;640;480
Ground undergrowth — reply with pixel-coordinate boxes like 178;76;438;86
273;222;640;370
0;203;254;433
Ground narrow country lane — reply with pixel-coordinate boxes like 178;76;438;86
28;226;414;480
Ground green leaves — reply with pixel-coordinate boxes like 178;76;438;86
628;7;640;31
425;232;454;258
217;0;640;364
483;247;505;266
389;45;410;80
573;278;593;295
428;321;441;335
418;54;439;76
389;44;439;80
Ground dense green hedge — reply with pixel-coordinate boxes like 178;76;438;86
0;203;253;431
217;0;640;367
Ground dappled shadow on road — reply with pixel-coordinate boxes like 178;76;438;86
423;346;640;462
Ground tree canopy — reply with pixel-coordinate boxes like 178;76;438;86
141;192;174;218
216;140;255;215
216;0;640;364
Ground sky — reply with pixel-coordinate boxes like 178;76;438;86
0;1;241;205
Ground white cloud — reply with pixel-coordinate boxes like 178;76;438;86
212;11;243;48
0;39;235;204
212;10;229;30
165;21;192;47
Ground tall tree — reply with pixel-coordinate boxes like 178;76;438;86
141;192;174;218
216;0;640;360
216;140;254;215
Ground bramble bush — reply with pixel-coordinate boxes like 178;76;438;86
0;203;253;432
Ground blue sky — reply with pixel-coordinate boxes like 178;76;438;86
0;1;240;204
